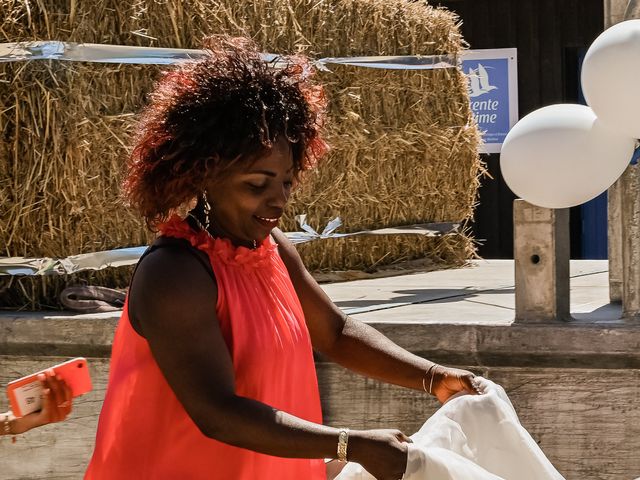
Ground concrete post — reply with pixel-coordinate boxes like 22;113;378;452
514;200;571;323
620;164;640;318
608;179;624;302
605;0;625;303
605;1;639;304
603;0;631;27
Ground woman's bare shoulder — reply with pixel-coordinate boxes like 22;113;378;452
128;240;217;333
270;228;304;272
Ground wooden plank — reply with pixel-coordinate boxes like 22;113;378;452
559;0;584;49
497;163;517;258
469;0;492;49
486;367;640;479
318;364;640;480
0;356;109;480
3;355;640;479
6;315;640;367
570;0;604;54
514;0;541;117
538;0;563;105
489;0;513;48
0;315;117;357
436;2;472;40
472;155;502;258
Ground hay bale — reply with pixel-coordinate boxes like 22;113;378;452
0;0;482;309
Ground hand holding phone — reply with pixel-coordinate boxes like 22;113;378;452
2;371;75;436
6;357;92;417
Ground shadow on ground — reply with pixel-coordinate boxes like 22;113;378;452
334;287;515;310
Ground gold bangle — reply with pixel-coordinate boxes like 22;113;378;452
3;412;16;443
422;363;439;395
337;427;349;462
2;413;10;436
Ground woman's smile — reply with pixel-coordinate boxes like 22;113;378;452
253;214;281;228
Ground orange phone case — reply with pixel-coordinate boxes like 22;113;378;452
6;357;93;417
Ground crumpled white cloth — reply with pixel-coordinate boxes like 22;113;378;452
335;378;565;480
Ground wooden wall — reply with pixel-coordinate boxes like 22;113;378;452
3;315;640;479
435;0;605;258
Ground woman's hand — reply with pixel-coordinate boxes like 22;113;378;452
349;428;411;480
11;370;73;434
430;365;480;404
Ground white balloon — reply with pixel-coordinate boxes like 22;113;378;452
500;104;635;209
581;19;640;139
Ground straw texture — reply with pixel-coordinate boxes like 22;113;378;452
0;0;482;309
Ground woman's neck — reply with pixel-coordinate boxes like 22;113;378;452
207;221;257;250
187;211;257;249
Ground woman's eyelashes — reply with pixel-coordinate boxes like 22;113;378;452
246;180;294;193
247;182;267;192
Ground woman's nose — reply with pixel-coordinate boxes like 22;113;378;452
268;183;290;208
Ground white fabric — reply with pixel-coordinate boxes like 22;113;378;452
335;378;565;480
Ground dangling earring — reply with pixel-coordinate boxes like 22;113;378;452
201;191;211;231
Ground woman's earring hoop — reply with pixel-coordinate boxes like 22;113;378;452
201;191;211;231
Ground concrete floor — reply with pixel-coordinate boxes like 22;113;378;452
2;259;615;324
321;259;618;324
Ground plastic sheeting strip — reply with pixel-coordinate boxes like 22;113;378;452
0;41;457;69
0;217;459;276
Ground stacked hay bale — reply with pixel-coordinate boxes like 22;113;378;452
0;0;482;309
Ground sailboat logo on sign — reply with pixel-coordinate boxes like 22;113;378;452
468;64;498;97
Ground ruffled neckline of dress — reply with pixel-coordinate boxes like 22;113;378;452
158;215;278;269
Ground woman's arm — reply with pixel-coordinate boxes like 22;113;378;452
128;246;409;479
272;229;479;403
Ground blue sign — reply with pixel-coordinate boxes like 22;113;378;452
461;49;518;154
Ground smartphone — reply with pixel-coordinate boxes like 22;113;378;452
6;357;93;417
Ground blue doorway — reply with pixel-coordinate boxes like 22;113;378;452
576;47;607;259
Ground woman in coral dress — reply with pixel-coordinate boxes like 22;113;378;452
85;36;480;480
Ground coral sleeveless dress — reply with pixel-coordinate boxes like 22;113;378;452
85;216;325;479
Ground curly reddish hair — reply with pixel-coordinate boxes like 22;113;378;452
124;36;328;229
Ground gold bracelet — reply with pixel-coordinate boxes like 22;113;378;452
422;363;439;395
3;412;16;443
337;427;349;462
3;415;9;435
